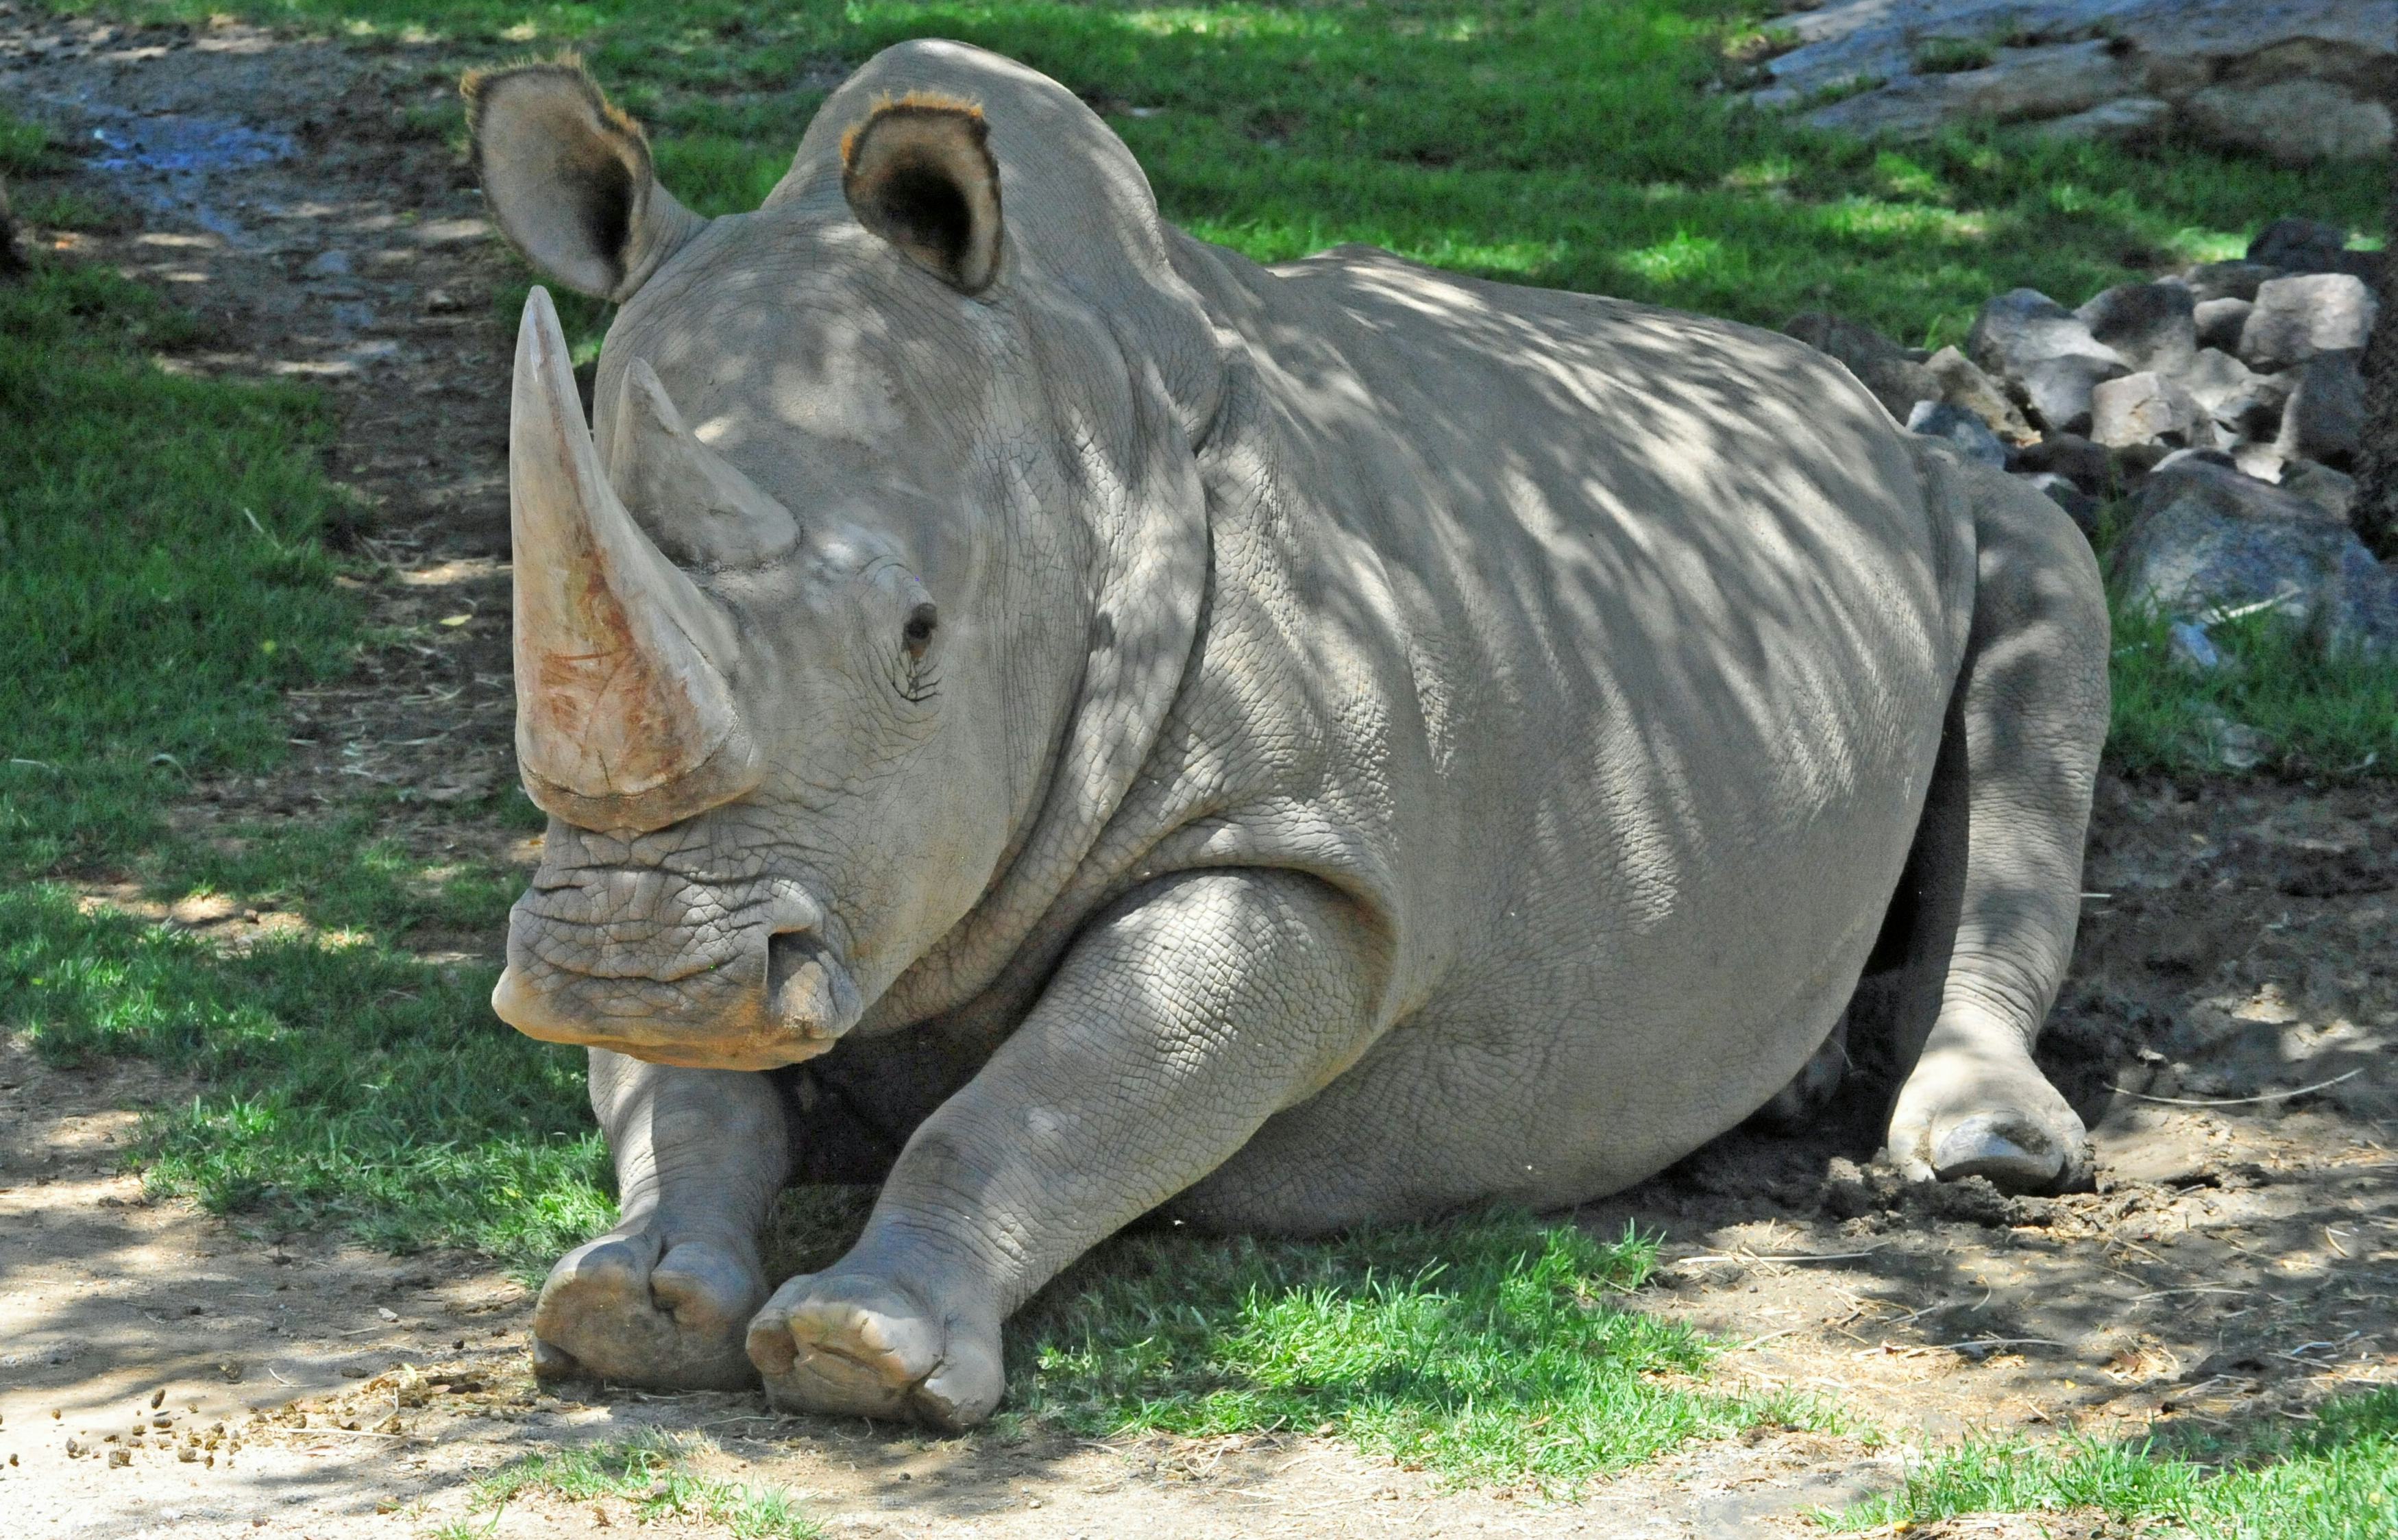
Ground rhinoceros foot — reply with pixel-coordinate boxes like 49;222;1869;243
746;1270;1002;1430
530;1223;766;1391
1886;1042;2092;1195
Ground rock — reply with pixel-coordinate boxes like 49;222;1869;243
2168;619;2226;672
1923;346;2033;442
1969;289;2127;434
2150;448;2243;484
2192;706;2271;772
1969;287;2122;378
2281;459;2357;521
2009;431;2116;494
2183;79;2393;165
2179;347;2284;439
2078;282;2198;375
2247;217;2381;284
1783;311;1942;424
2022;470;2100;533
1750;0;2398;164
2231;441;2286;482
2193;297;2252;354
1802;38;2134;138
2026;95;2171;143
2182;262;2284;304
2018;356;2128;436
2275;350;2366;467
2111;457;2398;655
2090;371;2215;451
1908;400;2007;466
2238;273;2376;372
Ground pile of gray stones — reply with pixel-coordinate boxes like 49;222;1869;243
1789;217;2396;666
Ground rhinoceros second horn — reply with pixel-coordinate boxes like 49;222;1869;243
509;286;761;831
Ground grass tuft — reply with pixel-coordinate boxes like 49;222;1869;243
0;880;607;1267
1008;1213;1822;1490
0;252;359;875
1827;1385;2398;1538
2106;598;2398;781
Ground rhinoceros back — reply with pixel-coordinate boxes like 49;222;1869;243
1147;240;1974;1221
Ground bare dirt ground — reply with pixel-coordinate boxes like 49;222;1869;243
2;9;2391;1538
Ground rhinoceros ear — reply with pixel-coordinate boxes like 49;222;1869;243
840;93;1003;295
465;61;706;303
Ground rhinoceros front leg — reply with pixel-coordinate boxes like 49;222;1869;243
745;870;1383;1429
1883;465;2107;1193
532;1051;790;1389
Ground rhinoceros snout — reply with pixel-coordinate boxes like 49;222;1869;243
492;891;864;1071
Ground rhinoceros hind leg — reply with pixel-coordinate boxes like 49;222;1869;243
1881;462;2107;1195
745;1269;1002;1430
531;1051;789;1389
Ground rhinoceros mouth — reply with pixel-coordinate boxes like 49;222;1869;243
491;869;864;1070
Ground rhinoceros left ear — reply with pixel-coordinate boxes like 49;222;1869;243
465;61;706;304
840;94;1003;295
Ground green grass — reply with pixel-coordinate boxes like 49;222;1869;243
450;1429;821;1539
2108;598;2398;779
0;101;603;1268
1826;1386;2398;1539
41;0;2384;349
0;878;608;1264
1008;1214;1819;1489
0;254;358;875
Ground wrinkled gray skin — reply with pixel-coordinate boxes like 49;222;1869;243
480;40;2107;1427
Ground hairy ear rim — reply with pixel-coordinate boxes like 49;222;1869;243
840;93;1004;296
464;59;668;302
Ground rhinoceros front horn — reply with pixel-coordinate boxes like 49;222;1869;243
509;286;763;832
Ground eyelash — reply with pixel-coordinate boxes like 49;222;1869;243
896;654;940;705
893;602;940;705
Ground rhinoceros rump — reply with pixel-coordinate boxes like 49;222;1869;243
471;45;2108;1428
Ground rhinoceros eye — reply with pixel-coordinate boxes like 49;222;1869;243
895;600;941;706
901;602;939;661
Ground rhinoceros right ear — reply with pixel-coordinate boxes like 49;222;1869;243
465;62;706;303
840;93;1004;295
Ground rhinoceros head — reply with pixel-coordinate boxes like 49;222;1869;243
467;49;1214;1069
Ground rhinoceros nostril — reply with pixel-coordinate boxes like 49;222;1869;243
766;930;864;1042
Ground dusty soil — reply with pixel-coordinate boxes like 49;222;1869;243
2;8;2391;1538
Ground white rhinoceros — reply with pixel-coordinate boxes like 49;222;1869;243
471;40;2107;1428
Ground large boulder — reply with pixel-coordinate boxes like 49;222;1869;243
2282;459;2358;521
2275;350;2367;468
1798;38;2134;140
2178;347;2284;439
1907;400;2007;466
2008;431;2117;495
1748;0;2396;163
2182;262;2284;305
1968;289;2127;434
2247;217;2382;284
2238;273;2377;372
2090;371;2216;450
2112;458;2398;655
2182;78;2395;167
2193;297;2252;353
2077;282;2198;375
1923;345;2034;442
